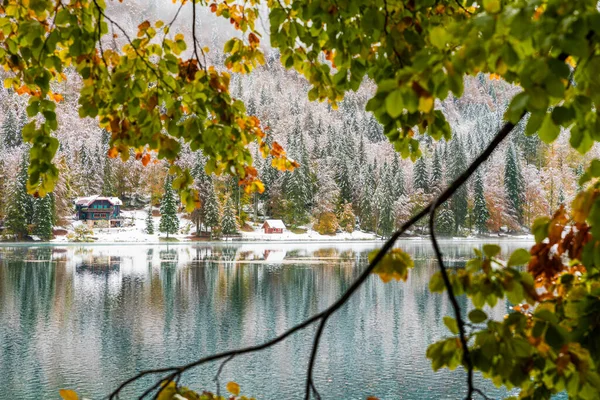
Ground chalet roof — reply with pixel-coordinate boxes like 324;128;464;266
262;219;286;229
75;195;123;206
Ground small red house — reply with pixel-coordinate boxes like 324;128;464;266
262;219;286;234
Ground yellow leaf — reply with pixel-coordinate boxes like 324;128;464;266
226;381;240;396
418;96;434;113
59;390;79;400
369;248;414;283
175;33;184;42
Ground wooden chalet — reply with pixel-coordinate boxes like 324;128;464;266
261;219;285;234
75;196;123;227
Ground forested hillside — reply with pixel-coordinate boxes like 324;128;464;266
0;0;594;237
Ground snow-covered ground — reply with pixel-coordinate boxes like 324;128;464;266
240;223;378;241
51;210;380;243
50;210;534;244
53;210;196;243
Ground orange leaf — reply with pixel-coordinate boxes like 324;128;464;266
141;153;151;166
59;390;79;400
107;147;119;158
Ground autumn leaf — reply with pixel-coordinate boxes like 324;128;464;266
226;381;240;395
59;390;78;400
369;248;414;283
107;147;119;158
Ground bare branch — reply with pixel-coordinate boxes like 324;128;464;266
108;113;522;399
429;201;473;399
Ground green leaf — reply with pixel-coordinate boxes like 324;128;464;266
385;89;404;118
429;272;446;292
538;113;561;144
443;316;459;334
532;217;550;244
544;324;565;350
468;309;487;323
482;244;501;258
551;106;575;126
507;248;531;267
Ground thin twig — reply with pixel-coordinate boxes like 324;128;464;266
429;200;473;399
108;114;522;399
214;355;235;398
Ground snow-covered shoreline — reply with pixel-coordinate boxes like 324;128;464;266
1;209;535;245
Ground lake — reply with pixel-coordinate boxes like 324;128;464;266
0;240;533;400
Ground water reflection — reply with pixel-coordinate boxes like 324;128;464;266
0;240;531;399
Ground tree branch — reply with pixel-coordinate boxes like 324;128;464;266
429;200;473;399
108;115;522;399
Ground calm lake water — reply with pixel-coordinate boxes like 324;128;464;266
0;240;534;400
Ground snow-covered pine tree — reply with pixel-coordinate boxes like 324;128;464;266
430;146;443;193
504;144;525;226
435;207;455;236
1;107;22;149
335;157;353;205
5;155;34;238
448;137;468;232
221;196;239;237
203;183;221;237
146;206;154;234
33;195;53;241
391;153;405;199
359;163;376;231
159;176;179;238
375;164;394;238
473;171;489;234
413;156;429;193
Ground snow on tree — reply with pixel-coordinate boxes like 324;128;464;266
430;146;444;194
412;156;429;194
1;107;23;149
159;176;179;238
145;206;155;234
203;183;221;238
391;153;405;200
504;144;525;226
448;137;468;232
221;196;239;237
473;171;489;234
5;155;34;238
435;207;455;236
33;195;54;240
375;163;394;238
523;164;549;227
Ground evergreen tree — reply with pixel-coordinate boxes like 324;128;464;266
449;137;468;232
473;171;489;234
203;183;221;236
5;155;34;238
102;158;115;196
33;195;53;240
159;176;179;238
221;197;238;237
146;206;155;234
375;164;394;237
359;163;376;231
413;156;429;193
391;154;405;199
430;146;443;193
435;207;455;236
504;144;525;225
1;108;22;149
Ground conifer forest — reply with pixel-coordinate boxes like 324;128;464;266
0;0;591;238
